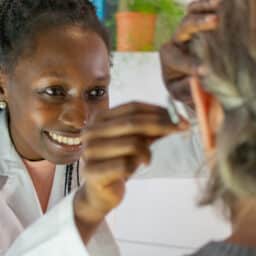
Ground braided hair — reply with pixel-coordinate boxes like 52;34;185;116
0;0;110;71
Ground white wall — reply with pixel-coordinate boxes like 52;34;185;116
110;52;168;107
108;179;230;256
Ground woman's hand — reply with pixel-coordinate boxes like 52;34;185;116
74;102;188;242
160;0;220;109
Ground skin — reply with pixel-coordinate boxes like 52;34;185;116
3;26;111;164
159;0;220;109
0;24;189;243
75;102;189;242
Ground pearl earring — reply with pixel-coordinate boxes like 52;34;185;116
0;101;7;109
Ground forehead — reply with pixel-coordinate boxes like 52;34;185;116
14;25;110;79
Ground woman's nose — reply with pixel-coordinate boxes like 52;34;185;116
58;100;88;130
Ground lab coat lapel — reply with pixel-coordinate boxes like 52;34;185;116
0;110;42;226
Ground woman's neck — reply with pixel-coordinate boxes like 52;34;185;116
23;159;56;213
227;198;256;247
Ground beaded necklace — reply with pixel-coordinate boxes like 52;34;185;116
64;160;80;196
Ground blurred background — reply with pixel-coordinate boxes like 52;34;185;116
91;0;186;51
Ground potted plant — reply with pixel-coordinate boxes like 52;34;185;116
116;0;184;52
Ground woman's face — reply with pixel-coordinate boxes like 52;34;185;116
5;25;110;164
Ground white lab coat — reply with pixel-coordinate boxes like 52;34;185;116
0;110;120;256
0;106;209;256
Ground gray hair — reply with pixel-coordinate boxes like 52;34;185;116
191;0;256;206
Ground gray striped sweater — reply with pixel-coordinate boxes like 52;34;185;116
188;242;256;256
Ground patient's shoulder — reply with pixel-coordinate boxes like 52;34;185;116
187;241;256;256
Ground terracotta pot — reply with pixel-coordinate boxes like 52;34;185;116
116;12;157;51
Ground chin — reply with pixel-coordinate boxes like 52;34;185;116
43;152;81;165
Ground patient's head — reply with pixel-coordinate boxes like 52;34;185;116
190;0;256;204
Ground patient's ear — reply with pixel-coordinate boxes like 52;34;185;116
190;77;224;154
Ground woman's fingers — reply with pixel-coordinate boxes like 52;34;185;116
83;155;150;211
160;4;220;108
161;10;219;80
174;13;218;43
83;135;151;162
77;154;151;219
160;42;200;79
84;113;188;141
78;102;189;220
85;154;150;186
173;0;221;44
187;0;221;13
92;101;168;122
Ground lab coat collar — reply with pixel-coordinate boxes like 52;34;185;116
0;110;67;180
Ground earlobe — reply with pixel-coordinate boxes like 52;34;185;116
0;71;8;103
190;77;223;153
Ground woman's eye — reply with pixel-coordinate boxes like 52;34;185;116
44;86;66;97
87;87;107;99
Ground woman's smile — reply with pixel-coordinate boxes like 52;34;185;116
44;128;83;150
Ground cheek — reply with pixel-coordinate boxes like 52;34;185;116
8;94;61;134
10;108;54;140
29;108;58;129
87;99;110;119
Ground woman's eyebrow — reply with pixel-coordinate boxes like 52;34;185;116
34;76;67;89
39;71;67;79
94;74;110;81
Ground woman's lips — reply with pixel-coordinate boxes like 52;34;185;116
44;131;83;152
48;131;82;145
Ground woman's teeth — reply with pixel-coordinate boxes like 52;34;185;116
48;132;81;146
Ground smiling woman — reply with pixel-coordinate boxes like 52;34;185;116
9;26;110;164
